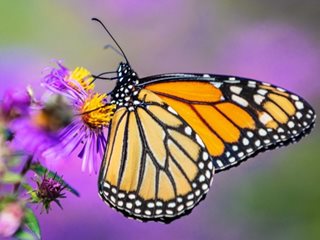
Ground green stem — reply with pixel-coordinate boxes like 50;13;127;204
13;156;33;193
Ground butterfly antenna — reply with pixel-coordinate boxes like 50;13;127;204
92;18;130;65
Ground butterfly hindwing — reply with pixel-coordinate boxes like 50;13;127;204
139;73;316;172
99;89;214;223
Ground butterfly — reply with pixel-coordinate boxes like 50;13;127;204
92;18;316;223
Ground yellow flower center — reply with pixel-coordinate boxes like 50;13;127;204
81;93;116;128
69;67;94;91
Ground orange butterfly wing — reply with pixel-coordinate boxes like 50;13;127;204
142;74;316;171
99;89;214;222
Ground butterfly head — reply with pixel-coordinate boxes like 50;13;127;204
117;62;134;77
110;62;139;106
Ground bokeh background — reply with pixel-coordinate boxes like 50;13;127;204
1;1;320;239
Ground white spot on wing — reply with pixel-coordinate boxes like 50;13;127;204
168;106;178;115
295;101;304;110
186;201;194;207
238;152;244;158
145;210;152;215
254;94;265;105
211;82;223;88
258;89;268;95
242;138;249;146
216;160;223;167
202;183;208;190
277;87;286;92
187;194;194;200
247;131;254;138
296;112;303;119
202;152;209;161
128;194;136;199
288;121;295;128
230;86;242;94
177;205;184;212
196;135;205;147
259;112;273;125
118;193;125;198
258;129;268;136
248;81;256;88
231;95;249;107
198;162;204;169
185;126;192;135
135;209;141;214
199;175;205;182
225;77;241;83
208;162;213;170
147;202;155;208
168;202;176;208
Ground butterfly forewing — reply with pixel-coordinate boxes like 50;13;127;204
140;74;316;171
99;89;214;222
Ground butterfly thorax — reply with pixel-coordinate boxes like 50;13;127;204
110;62;141;110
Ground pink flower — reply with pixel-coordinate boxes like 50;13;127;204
0;203;24;238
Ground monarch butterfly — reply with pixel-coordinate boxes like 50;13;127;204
92;18;316;223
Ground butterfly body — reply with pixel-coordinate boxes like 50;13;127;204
109;63;140;109
98;61;315;223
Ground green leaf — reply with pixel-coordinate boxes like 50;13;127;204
22;183;33;192
24;208;41;239
30;163;80;197
29;192;40;203
14;230;35;240
22;184;40;203
1;171;22;183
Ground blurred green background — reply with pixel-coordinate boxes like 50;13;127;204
1;1;319;239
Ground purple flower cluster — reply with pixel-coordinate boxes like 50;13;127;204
34;172;67;213
0;60;117;238
42;62;116;173
1;61;115;174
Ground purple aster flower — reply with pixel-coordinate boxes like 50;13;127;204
9;95;73;166
42;62;115;173
0;88;33;122
0;87;68;165
32;171;67;213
